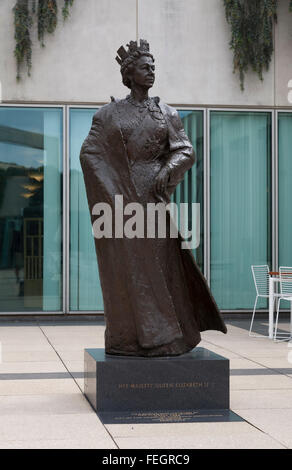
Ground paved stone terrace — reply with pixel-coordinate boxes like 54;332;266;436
0;318;291;449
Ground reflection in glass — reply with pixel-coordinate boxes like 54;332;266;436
69;108;102;311
278;113;292;267
0;107;63;311
210;111;272;310
177;111;204;272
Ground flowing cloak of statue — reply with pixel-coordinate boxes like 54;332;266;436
80;97;227;357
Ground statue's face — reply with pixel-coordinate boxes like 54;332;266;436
131;55;155;89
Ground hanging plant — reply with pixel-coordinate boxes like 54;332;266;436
37;0;58;47
223;0;277;90
13;0;74;80
13;0;33;81
62;0;74;20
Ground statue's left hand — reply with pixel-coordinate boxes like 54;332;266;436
155;166;170;196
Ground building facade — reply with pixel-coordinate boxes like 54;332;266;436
0;0;292;314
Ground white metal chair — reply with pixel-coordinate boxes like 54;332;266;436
274;266;292;342
249;265;278;337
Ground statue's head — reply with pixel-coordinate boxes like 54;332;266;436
116;39;155;90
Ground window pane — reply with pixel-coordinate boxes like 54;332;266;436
178;111;204;271
69;108;103;311
0;107;63;311
210;111;272;310
278;113;292;266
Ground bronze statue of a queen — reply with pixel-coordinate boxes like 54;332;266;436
80;39;227;357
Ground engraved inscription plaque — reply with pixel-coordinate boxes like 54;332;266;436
84;348;230;421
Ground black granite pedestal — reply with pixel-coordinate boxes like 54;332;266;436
84;347;237;423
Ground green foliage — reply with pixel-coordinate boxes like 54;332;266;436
13;0;74;80
37;0;58;47
223;0;278;90
13;0;33;81
62;0;74;20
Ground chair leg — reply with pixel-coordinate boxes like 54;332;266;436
249;295;259;336
274;298;281;341
273;296;278;334
273;296;278;310
290;301;292;339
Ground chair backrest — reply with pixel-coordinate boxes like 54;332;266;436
279;266;292;296
251;265;269;296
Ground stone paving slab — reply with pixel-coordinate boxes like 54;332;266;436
0;361;67;374
0;342;53;352
231;389;292;409
0;393;92;415
0;318;291;449
0;414;116;447
112;423;285;449
0;378;80;396
235;409;292;449
0;438;117;449
54;350;86;362
230;373;292;390
1;350;60;363
249;357;292;376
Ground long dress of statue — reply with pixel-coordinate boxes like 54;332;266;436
80;40;227;357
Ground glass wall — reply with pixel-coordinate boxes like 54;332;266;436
0;107;63;311
278;113;292;267
69;108;103;311
2;105;290;314
210;111;272;310
176;111;204;271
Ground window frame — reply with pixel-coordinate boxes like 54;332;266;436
208;108;274;311
0;104;65;315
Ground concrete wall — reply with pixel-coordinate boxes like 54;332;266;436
0;0;292;106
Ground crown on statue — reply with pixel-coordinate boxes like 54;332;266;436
116;39;150;66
